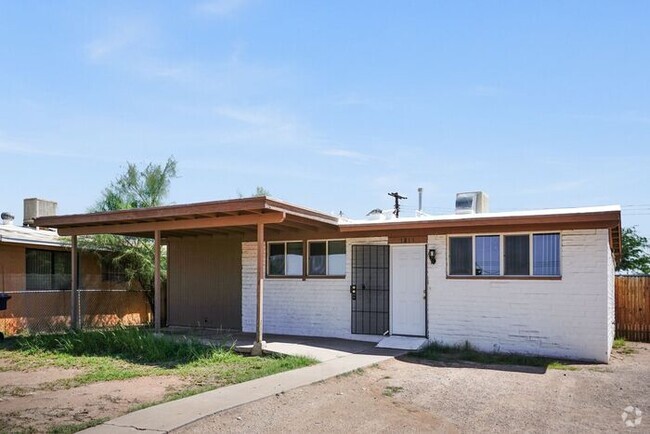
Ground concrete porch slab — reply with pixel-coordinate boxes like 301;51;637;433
376;335;429;351
165;329;380;363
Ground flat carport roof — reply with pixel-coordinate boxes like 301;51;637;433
35;196;340;238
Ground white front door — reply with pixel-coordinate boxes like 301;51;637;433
390;245;426;336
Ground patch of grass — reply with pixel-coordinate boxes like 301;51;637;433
0;328;315;390
0;425;37;434
337;367;365;378
382;385;404;397
547;361;578;371
414;341;577;370
613;337;635;355
47;417;108;434
8;327;216;366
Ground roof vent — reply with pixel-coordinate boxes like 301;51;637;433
1;212;14;225
455;191;489;215
23;198;58;227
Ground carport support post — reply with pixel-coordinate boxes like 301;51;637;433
154;229;162;332
252;222;265;356
70;234;80;330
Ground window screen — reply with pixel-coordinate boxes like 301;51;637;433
533;233;560;275
475;235;500;276
504;235;530;275
449;237;472;275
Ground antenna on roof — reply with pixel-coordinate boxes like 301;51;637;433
388;192;407;218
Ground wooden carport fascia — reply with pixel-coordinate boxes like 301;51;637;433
55;212;286;236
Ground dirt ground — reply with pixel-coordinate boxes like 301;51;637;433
0;371;188;433
177;343;650;433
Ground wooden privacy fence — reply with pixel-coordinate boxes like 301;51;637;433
615;275;650;342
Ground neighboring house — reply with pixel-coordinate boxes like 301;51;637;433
0;199;149;336
36;193;622;362
0;200;126;292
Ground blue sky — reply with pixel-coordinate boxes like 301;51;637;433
1;1;649;235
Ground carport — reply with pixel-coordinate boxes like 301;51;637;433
36;196;340;354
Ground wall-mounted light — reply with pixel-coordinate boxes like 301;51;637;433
428;248;436;265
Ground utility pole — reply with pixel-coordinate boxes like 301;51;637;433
388;192;407;218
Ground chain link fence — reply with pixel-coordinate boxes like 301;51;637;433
0;274;152;337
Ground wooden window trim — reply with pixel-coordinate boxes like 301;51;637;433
267;239;347;279
307;239;347;278
446;275;562;281
266;240;304;278
447;232;562;279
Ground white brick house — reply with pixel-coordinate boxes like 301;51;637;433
38;196;622;363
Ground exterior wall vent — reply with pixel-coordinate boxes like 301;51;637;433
455;191;489;214
23;198;58;227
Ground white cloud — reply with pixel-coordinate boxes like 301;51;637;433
85;19;151;61
0;135;114;162
195;0;250;17
212;105;306;145
319;148;372;161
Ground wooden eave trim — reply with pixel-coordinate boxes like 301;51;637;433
57;212;286;236
36;196;269;227
265;198;339;223
35;196;339;229
265;205;339;226
338;211;621;233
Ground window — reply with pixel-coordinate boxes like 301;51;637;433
449;237;472;275
475;235;500;275
533;233;560;276
504;235;530;275
268;242;303;276
448;233;561;278
26;249;71;290
308;240;346;276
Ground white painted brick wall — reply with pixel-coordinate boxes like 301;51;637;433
242;230;614;362
241;238;387;342
607;240;616;359
427;229;613;362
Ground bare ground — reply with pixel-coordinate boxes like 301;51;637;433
177;342;650;433
0;372;188;433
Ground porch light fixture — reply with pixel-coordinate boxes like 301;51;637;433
428;248;436;265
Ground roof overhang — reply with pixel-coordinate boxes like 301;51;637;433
0;235;68;248
340;207;622;261
34;196;340;238
34;198;622;262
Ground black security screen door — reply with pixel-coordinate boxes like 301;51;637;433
351;245;390;335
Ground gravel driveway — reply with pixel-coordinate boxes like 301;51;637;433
176;342;649;433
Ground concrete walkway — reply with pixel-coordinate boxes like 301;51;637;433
82;336;404;434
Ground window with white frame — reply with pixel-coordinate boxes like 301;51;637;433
308;240;346;276
448;233;560;277
268;241;303;276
